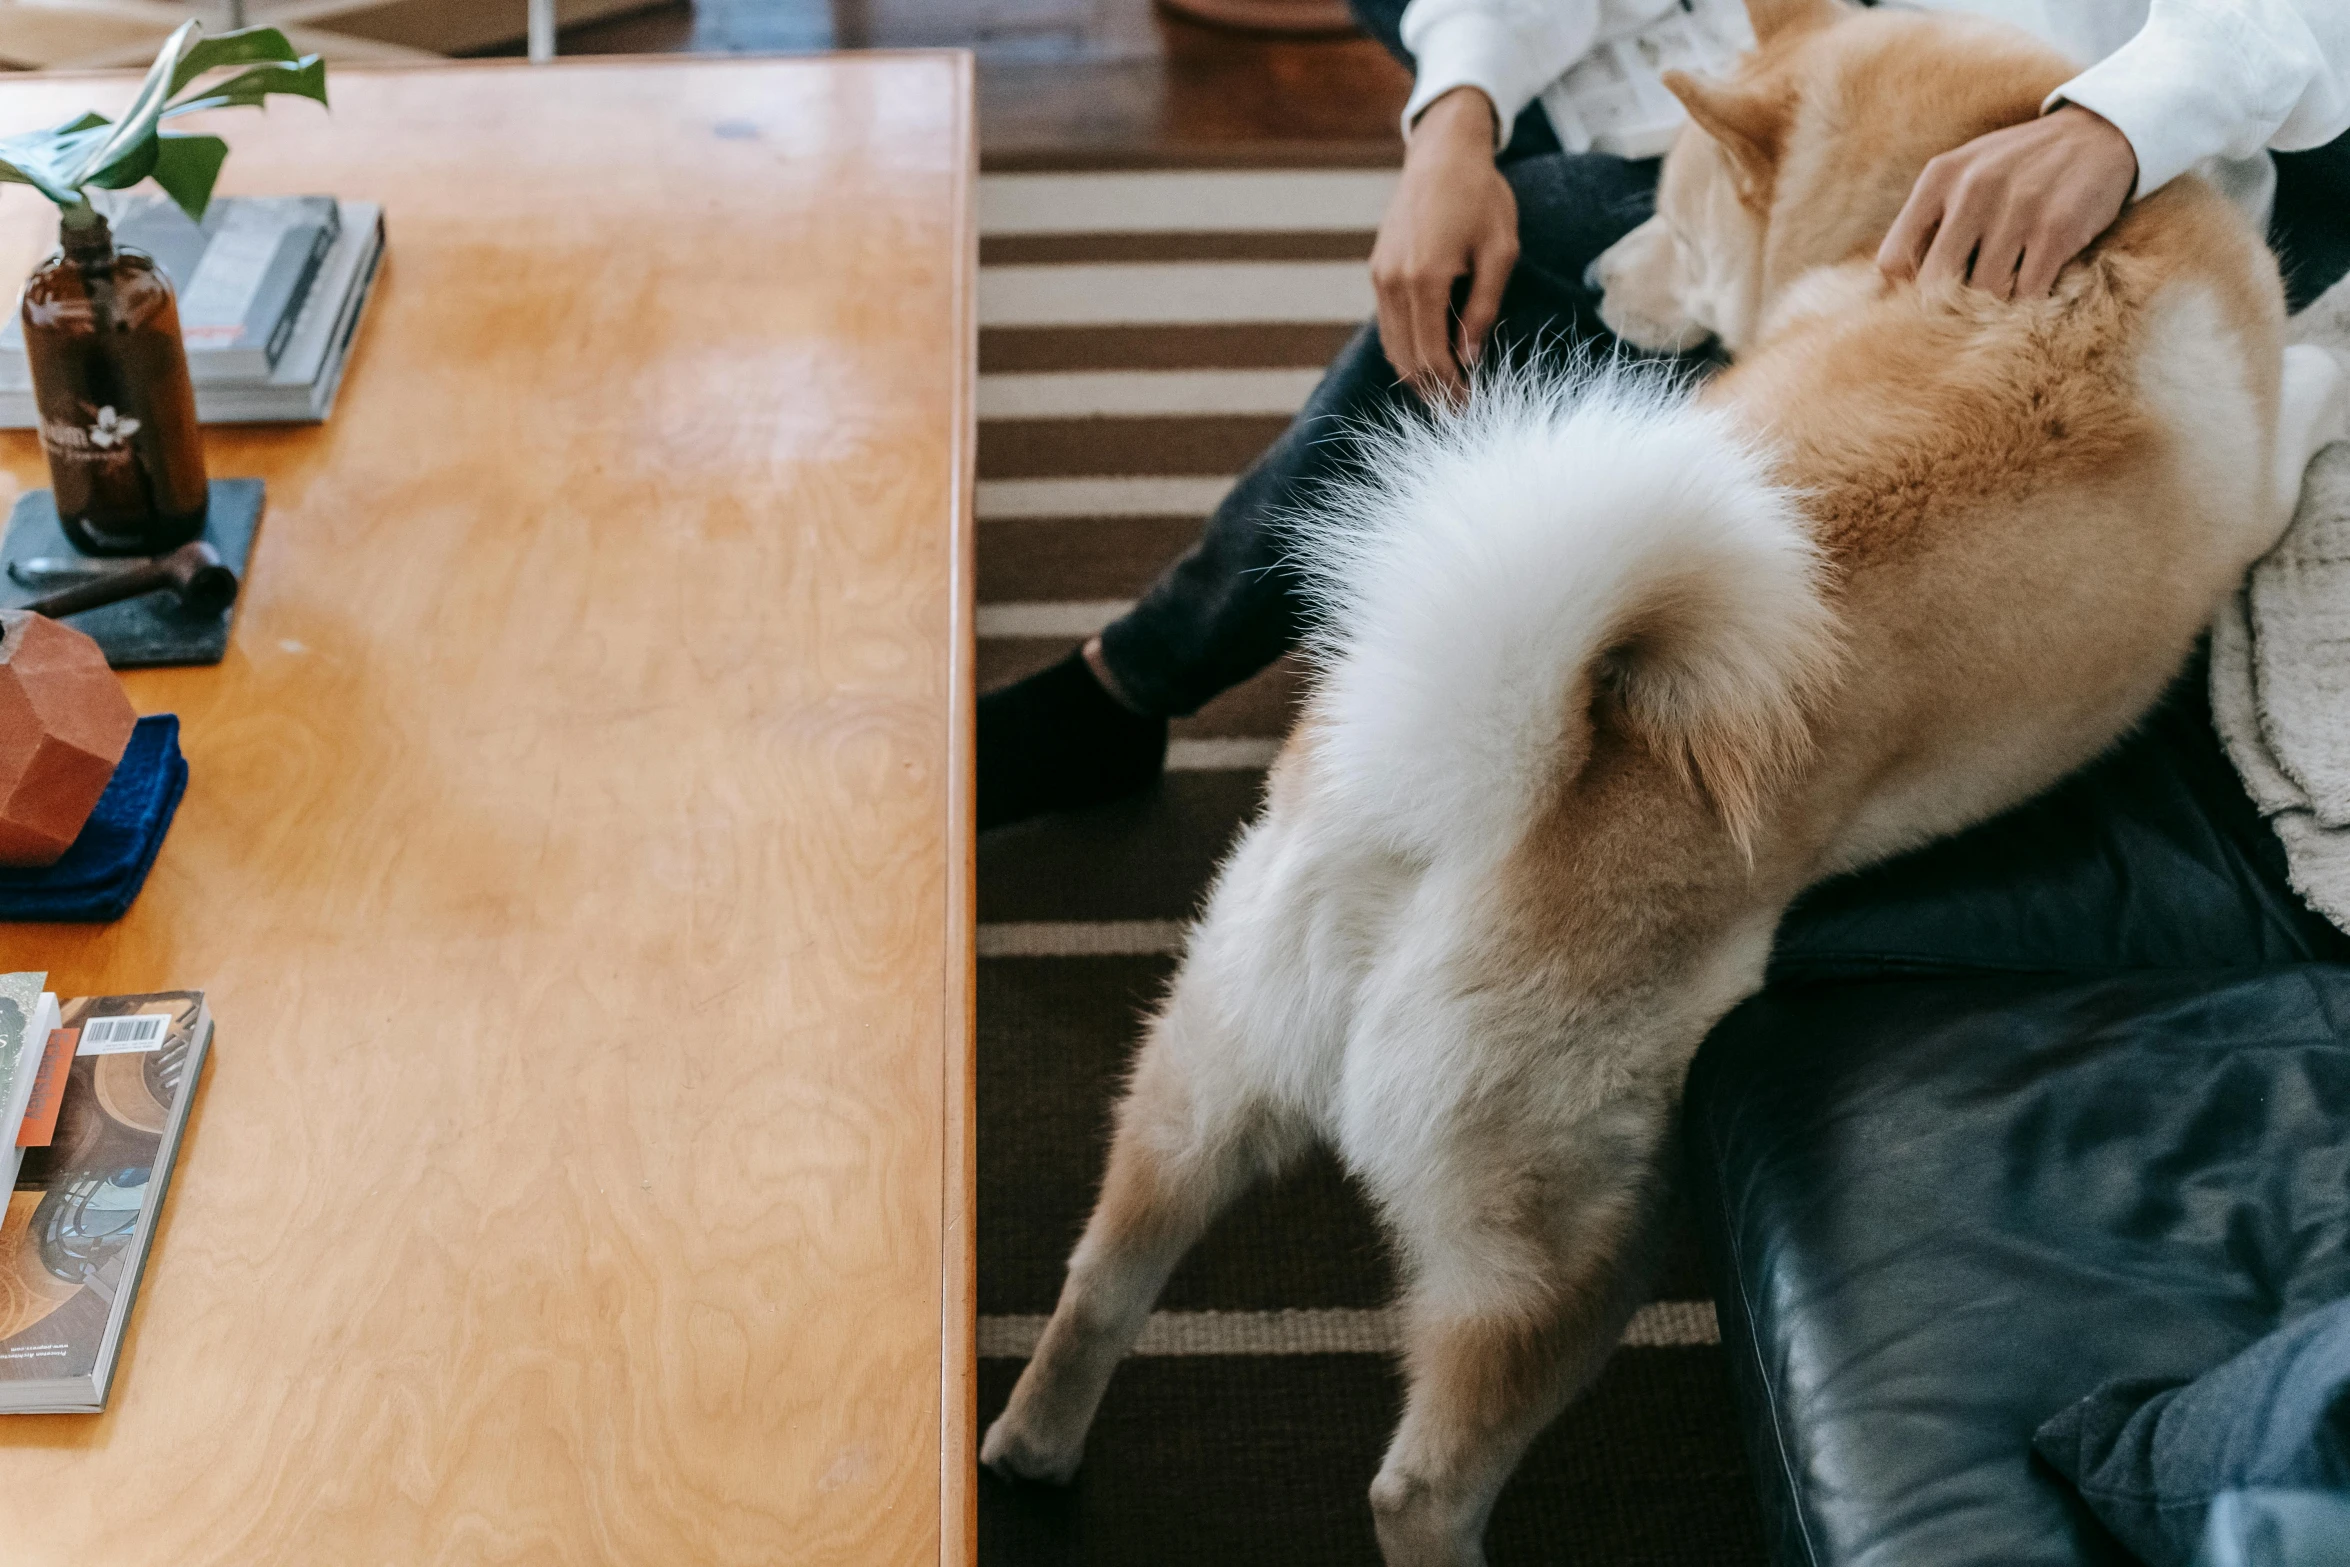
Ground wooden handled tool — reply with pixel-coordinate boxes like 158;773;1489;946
19;540;238;620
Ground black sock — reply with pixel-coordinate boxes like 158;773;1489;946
978;650;1168;831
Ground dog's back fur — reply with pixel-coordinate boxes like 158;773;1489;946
983;4;2350;1563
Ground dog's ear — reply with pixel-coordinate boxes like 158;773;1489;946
1662;70;1787;206
1743;0;1843;45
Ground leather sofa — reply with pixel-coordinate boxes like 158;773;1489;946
1684;659;2350;1565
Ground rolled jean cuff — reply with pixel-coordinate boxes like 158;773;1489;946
1093;593;1300;721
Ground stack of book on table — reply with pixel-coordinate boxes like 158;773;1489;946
0;193;385;427
0;975;210;1414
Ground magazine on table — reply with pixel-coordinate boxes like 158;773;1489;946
0;990;211;1415
0;199;385;427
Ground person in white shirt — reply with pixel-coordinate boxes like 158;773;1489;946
979;0;2350;831
1388;0;2350;389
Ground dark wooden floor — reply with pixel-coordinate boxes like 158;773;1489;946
488;0;1410;166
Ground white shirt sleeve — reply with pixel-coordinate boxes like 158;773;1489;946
2051;0;2350;197
1399;0;1608;147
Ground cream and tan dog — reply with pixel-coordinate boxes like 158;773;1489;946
982;2;2350;1562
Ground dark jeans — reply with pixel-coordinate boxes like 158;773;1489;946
1095;0;2350;720
1095;147;1675;715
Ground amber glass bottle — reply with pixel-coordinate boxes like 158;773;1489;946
19;210;208;556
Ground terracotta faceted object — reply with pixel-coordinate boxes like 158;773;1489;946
0;610;136;867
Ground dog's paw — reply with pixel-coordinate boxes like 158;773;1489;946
980;1411;1085;1485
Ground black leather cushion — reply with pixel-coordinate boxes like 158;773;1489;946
1685;968;2350;1567
2033;1297;2350;1565
1772;653;2350;982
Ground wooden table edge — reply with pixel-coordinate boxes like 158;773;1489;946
939;46;980;1567
13;47;984;85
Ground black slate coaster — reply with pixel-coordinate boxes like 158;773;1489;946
0;478;263;667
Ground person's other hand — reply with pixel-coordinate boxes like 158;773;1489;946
1371;87;1518;400
1876;105;2138;301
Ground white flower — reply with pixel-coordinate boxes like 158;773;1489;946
87;406;140;449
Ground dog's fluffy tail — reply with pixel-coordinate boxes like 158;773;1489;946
1294;363;1841;862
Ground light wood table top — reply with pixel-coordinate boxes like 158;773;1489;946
0;55;975;1567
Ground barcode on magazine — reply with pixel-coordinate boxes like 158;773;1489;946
77;1013;170;1055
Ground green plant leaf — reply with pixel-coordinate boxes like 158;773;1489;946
0;21;324;215
66;20;201;194
163;56;328;118
145;132;229;222
0;115;116;205
82;135;159;193
166;26;302;97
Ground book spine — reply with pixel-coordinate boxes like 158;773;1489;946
87;1018;210;1413
265;220;340;369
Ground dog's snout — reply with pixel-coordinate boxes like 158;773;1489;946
1583;256;1606;294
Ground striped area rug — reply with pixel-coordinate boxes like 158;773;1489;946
974;168;1766;1565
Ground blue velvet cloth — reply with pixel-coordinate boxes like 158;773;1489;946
2195;1492;2350;1567
2033;1298;2350;1567
0;713;185;921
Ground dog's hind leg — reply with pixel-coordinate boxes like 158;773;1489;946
1363;1093;1677;1567
981;960;1310;1483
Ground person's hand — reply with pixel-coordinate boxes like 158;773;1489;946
1876;105;2138;301
1371;87;1518;400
